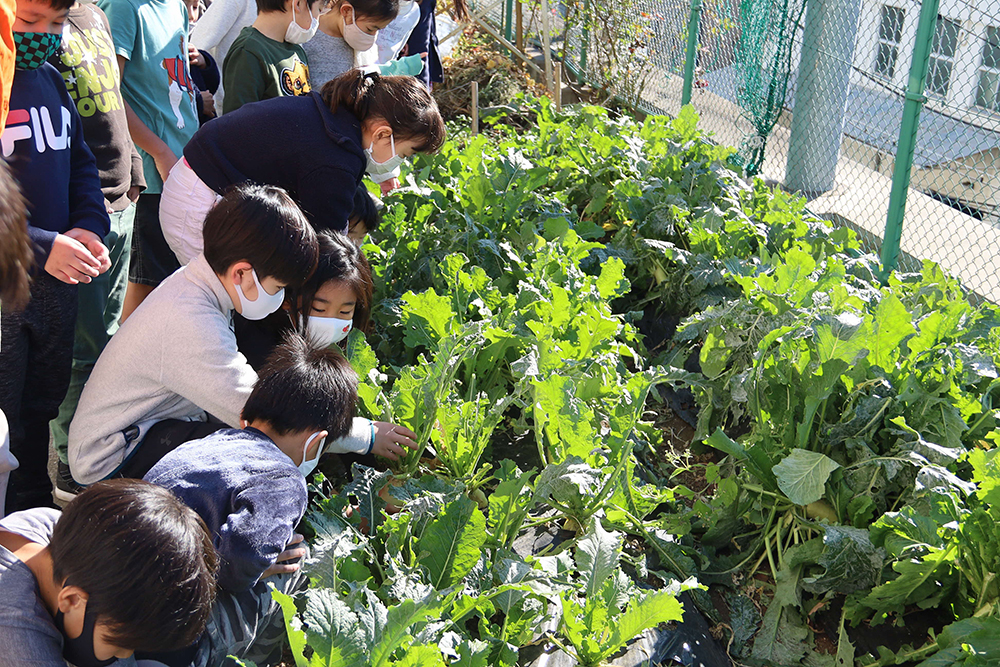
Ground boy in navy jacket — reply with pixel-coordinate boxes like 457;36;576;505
145;334;358;665
0;0;110;512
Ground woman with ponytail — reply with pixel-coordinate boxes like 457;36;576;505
157;68;444;267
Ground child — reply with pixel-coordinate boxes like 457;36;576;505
159;69;445;265
0;479;218;662
303;0;397;87
348;183;381;244
404;0;467;90
1;0;111;512
220;0;327;114
68;184;318;485
0;160;31;518
189;0;257;114
143;334;357;665
235;230;371;369
185;0;221;125
46;0;148;502
98;0;198;319
69;184;414;487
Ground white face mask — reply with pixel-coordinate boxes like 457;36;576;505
343;6;377;51
366;132;405;184
300;314;353;347
298;431;325;476
235;268;285;321
285;2;320;44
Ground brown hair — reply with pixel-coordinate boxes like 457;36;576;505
243;332;358;441
321;70;446;153
204;183;319;288
0;160;33;310
50;479;219;652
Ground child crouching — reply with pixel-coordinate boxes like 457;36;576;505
143;333;357;666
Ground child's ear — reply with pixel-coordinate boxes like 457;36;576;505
56;585;88;615
230;261;253;286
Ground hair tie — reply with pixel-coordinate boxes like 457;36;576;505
360;66;381;82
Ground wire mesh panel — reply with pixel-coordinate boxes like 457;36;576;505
466;0;1000;303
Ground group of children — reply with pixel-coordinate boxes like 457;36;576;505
0;0;457;661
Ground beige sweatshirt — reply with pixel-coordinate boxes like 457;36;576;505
68;253;371;485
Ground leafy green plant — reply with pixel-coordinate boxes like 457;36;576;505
553;518;692;666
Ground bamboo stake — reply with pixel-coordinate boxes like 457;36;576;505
554;61;562;110
540;0;552;92
515;0;523;52
471;80;479;135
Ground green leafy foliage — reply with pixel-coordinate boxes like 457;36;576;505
272;96;1000;667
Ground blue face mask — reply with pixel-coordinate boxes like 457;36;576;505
298;431;325;477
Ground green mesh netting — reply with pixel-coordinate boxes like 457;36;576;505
733;0;807;176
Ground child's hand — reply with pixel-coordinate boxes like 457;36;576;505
44;233;103;284
379;178;400;196
200;90;217;118
188;45;206;68
262;533;306;579
372;422;418;461
65;228;111;273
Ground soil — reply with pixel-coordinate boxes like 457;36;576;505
433;27;549;124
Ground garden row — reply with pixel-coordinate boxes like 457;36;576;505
277;98;1000;667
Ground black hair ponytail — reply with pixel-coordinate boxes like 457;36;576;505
322;69;446;153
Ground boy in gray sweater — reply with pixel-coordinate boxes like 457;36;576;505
68;183;415;488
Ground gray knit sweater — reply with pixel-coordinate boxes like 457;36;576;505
68;254;371;485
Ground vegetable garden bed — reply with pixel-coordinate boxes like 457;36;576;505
276;98;1000;667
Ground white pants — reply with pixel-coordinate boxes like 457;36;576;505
159;158;222;266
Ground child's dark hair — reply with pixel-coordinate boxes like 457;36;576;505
322;70;445;153
242;333;358;440
0;160;32;310
256;0;325;14
289;230;374;334
204;183;318;288
49;479;218;652
333;0;398;21
44;0;75;11
351;185;381;234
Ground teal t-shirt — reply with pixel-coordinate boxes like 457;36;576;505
98;0;197;193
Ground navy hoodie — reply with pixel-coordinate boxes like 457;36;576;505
183;91;365;234
144;427;307;593
2;63;110;267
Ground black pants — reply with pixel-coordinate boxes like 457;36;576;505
115;418;227;480
0;273;77;513
128;193;181;287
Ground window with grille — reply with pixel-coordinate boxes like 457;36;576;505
976;27;1000;111
874;5;905;79
927;15;961;97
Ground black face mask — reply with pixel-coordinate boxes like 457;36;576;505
54;601;117;667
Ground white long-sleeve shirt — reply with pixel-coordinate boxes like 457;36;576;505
69;253;371;485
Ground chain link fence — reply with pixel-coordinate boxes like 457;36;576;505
462;0;1000;303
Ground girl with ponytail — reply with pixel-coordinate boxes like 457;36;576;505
157;69;444;267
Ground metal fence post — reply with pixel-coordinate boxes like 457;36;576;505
880;0;940;279
580;0;591;76
681;0;702;106
504;0;513;42
541;0;553;92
